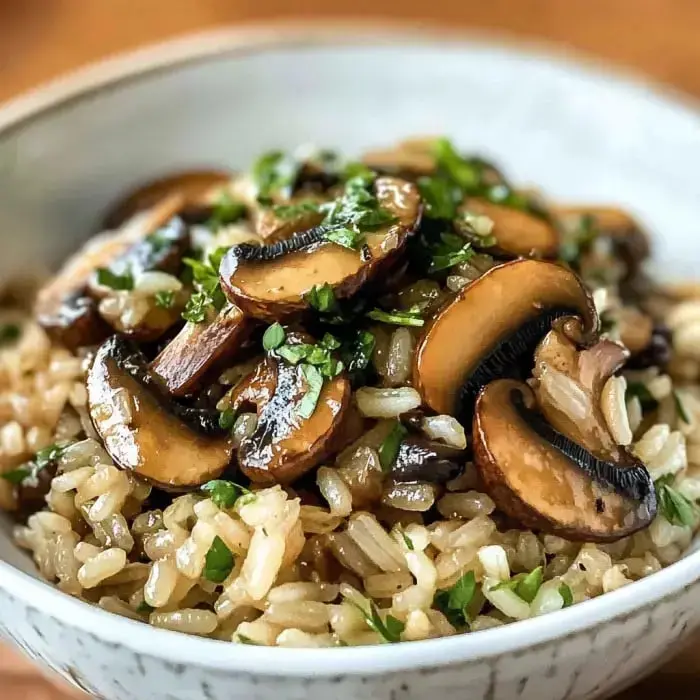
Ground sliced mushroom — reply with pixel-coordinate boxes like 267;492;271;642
36;201;187;349
87;336;233;488
391;437;465;484
413;259;598;420
460;198;559;258
614;306;654;355
101;170;232;230
229;354;351;484
531;323;629;462
473;379;656;542
220;177;421;320
253;203;325;244
151;305;252;396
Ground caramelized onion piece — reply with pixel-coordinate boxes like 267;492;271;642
474;379;656;542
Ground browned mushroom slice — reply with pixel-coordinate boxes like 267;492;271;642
35;200;188;349
87;336;233;488
531;324;629;463
102;170;232;229
253;203;325;244
460;198;559;258
413;259;598;419
151;305;252;396
229;356;351;484
473;379;656;542
220;177;421;320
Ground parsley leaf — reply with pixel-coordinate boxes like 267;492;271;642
136;601;154;614
0;466;31;485
297;364;324;419
341;162;375;181
433;571;478;628
418;175;461;220
559;583;574;607
366;307;424;327
201;479;251;509
398;527;414;550
428;232;474;273
346;598;404;643
272;201;320;220
378;420;408;473
1;442;68;486
96;268;134;291
263;322;286;351
559;214;598;264
433;138;482;191
674;390;691;424
154;290;175;309
0;323;21;346
303;283;338;313
237;634;259;645
218;407;237;431
207;190;246;229
655;474;697;527
182;248;228;324
36;443;68;468
325;227;364;250
203;535;235;583
252;150;300;202
516;566;543;603
340;330;376;385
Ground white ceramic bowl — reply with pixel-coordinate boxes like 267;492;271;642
1;24;700;700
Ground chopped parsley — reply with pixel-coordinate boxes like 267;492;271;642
325;227;364;251
262;322;286;351
655;474;697;527
398;527;414;550
378;420;408;473
136;601;154;614
237;634;260;645
559;214;598;264
297;364;324;419
558;583;574;607
346;598;404;643
366;306;424;327
428;232;474;273
626;381;658;412
276;333;344;379
341;161;375;181
418;175;461;220
433;571;477;628
207;190;246;229
272;201;320;220
218;407;237;431
674;390;691;424
340;330;376;385
252;150;301;202
203;536;235;583
0;323;21;346
95;267;134;291
303;283;338;313
182;247;228;324
515;566;543;604
433;138;482;191
154;290;175;309
1;442;69;486
201;479;252;509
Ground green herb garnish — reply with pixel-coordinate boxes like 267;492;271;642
303;283;338;313
417;175;461;220
516;566;544;604
201;479;252;509
324;227;364;250
559;214;598;264
237;634;260;645
340;330;376;385
182;248;228;324
297;364;324;419
674;390;691;424
559;583;574;607
276;334;343;379
655;474;697;527
433;138;482;190
0;466;31;485
252;150;300;202
218;407;237;431
96;268;134;291
428;232;474;273
272;201;320;220
366;306;424;327
346;598;404;643
378;420;408;473
626;381;658;412
263;322;286;351
154;291;175;309
1;442;68;486
207;190;246;229
0;323;21;346
433;571;477;628
398;527;414;551
203;535;235;583
136;601;154;614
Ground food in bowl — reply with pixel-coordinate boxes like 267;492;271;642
0;137;698;647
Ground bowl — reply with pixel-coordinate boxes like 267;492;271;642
1;23;700;700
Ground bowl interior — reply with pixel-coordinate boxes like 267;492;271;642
1;27;700;670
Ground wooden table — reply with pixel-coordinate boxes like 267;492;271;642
2;2;700;698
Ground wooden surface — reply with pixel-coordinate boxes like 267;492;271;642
2;1;700;698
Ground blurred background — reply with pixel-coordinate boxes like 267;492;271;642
2;1;700;698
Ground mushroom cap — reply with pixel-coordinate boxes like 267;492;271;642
87;336;233;489
220;177;422;320
473;379;656;542
413;258;598;419
229;355;351;485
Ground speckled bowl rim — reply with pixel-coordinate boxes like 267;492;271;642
1;20;700;677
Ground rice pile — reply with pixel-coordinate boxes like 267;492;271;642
1;303;699;646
